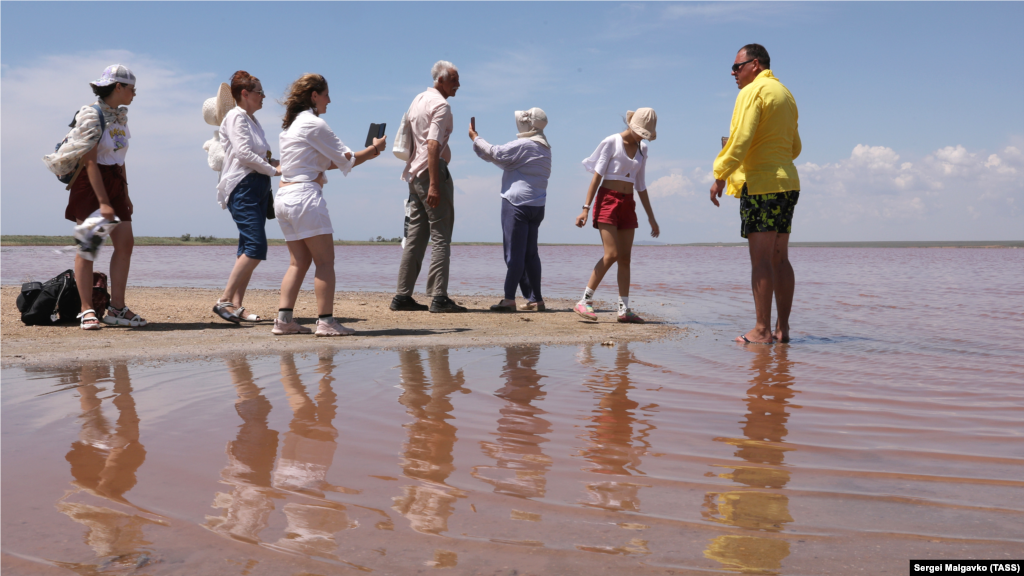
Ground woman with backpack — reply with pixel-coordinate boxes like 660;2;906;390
210;71;281;324
573;108;661;324
271;74;386;336
44;64;146;330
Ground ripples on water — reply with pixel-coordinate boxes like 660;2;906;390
1;246;1022;574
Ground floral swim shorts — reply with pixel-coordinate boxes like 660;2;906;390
739;184;800;239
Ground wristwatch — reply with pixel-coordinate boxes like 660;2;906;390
582;204;591;210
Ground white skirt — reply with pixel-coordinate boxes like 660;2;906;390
274;183;333;242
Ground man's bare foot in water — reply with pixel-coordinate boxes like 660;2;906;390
774;322;790;343
736;327;774;345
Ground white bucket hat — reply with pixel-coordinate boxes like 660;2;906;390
203;82;234;126
91;64;136;88
515;107;550;148
627;108;657;141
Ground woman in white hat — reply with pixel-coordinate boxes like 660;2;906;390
468;108;551;312
573;108;661;324
272;74;386;337
208;71;281;323
44;64;146;330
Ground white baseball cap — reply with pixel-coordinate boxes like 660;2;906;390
91;64;136;88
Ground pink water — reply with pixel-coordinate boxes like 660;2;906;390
2;246;1022;574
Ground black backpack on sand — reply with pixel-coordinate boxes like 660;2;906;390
16;269;81;325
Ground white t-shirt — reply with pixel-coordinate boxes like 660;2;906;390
582;134;648;191
95;121;130;166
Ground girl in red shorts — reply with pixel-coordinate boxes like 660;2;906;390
45;65;147;329
574;109;660;323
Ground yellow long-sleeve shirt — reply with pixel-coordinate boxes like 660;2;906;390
714;70;801;197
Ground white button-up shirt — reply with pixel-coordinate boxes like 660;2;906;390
278;110;356;189
217;107;276;209
401;87;453;182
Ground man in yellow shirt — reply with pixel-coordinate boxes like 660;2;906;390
710;44;801;345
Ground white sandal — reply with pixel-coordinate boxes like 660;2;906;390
231;306;262;322
102;305;148;327
77;309;102;330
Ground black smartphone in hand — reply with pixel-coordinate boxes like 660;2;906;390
365;123;386;147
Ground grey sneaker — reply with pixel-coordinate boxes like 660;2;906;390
315;317;355;337
272;318;312;335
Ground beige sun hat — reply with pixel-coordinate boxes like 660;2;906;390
626;108;657;141
203;83;234;126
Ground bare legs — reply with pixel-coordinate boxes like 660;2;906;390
585;225;635;297
220;254;261;308
742;232;794;344
76;221;136;320
108;222;134;310
279;234;335;316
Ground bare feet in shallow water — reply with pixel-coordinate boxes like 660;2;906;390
736;328;774;345
774;322;790;343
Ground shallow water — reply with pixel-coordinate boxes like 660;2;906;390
2;247;1023;574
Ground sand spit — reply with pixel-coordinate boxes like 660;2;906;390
1;286;680;368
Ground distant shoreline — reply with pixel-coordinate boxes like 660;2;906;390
0;236;1019;249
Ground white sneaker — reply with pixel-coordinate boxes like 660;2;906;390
272;318;312;335
315;317;355;337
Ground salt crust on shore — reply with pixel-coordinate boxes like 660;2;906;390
1;286;680;368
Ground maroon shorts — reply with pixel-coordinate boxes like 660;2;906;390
65;164;132;223
592;187;638;229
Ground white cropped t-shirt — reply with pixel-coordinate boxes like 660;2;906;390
582;134;647;191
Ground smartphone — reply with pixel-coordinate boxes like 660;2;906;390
721;136;729;149
471;117;476;131
365;123;387;147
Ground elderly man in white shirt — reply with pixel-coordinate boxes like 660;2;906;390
390;61;466;314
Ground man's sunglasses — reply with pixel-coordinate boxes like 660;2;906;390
732;59;755;73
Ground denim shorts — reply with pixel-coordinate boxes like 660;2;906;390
739;184;800;239
227;172;272;260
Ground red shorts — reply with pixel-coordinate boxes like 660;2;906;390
592;187;638;229
65;164;132;223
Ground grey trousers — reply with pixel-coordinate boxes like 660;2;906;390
397;160;454;298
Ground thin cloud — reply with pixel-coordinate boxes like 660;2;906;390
662;2;818;23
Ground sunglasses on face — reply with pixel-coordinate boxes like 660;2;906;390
732;58;755;73
247;89;265;97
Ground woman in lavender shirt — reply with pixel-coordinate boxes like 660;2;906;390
469;108;551;312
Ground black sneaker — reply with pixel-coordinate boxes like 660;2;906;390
390;295;429;311
430;296;467;313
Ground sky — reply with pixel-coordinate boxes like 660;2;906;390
2;1;1022;243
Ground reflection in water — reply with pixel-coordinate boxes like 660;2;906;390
704;345;797;574
392;349;467;535
55;362;165;573
203;356;281;544
269;352;355;560
577;342;653;514
472;345;553;499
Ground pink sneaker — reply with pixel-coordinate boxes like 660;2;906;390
617;309;645;324
574;301;597;321
272;318;312;335
315;317;355;337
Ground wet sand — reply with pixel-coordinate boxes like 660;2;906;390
1;286;679;367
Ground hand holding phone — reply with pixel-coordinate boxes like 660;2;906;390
365;123;387;148
468;116;478;141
